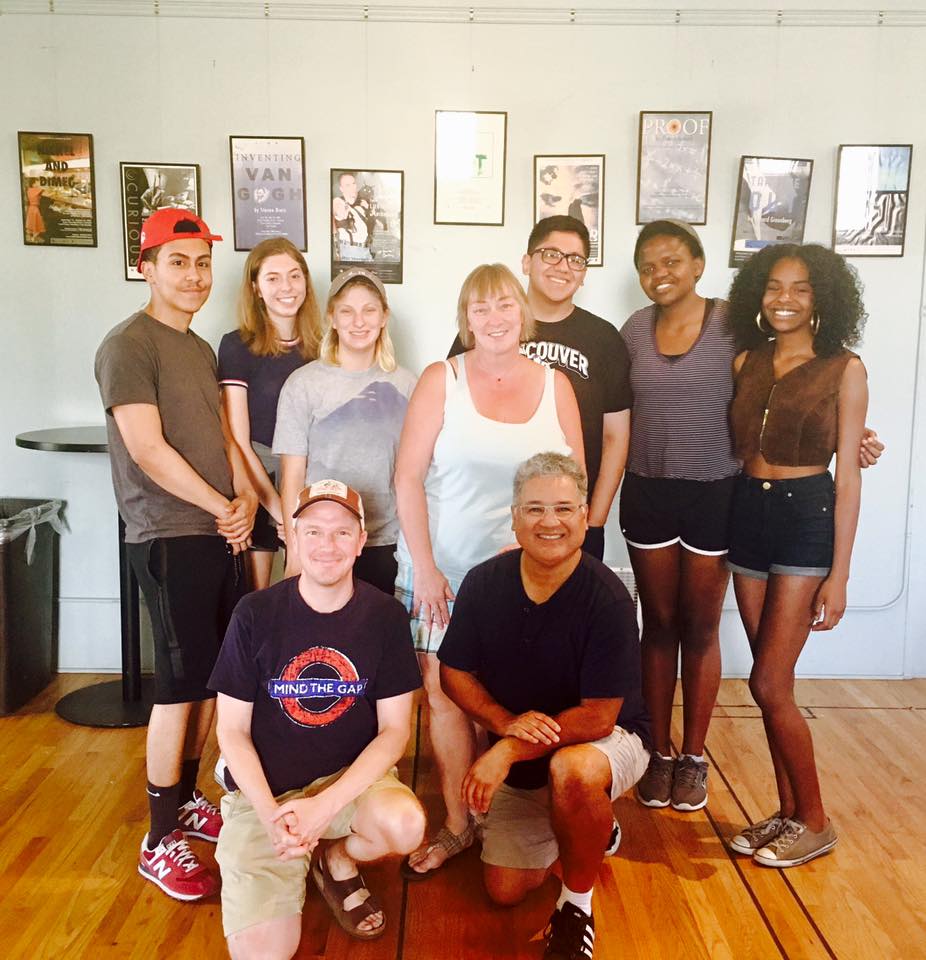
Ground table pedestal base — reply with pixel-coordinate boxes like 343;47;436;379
55;678;155;728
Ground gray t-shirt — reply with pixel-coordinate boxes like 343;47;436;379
95;311;234;543
273;360;416;546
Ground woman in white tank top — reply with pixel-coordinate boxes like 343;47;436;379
394;263;583;878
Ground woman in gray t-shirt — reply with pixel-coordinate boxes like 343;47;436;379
274;268;415;594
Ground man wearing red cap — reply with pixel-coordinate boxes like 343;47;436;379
95;208;257;901
209;480;423;954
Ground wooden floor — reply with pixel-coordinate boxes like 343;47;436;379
2;677;925;959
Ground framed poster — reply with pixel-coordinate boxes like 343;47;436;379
434;110;507;225
120;162;201;281
833;144;912;257
330;169;404;283
533;155;605;266
729;156;813;268
636;111;712;224
229;136;306;251
18;131;96;247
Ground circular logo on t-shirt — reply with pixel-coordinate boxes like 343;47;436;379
268;647;368;727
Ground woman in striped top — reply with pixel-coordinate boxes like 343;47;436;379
619;220;736;813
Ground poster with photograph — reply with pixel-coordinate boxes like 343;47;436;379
833;144;912;257
636;111;712;224
229;136;306;251
18;131;96;247
534;155;605;266
330;169;404;283
434;110;507;225
729;156;813;267
120;163;201;281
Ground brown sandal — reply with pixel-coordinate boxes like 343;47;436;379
311;850;386;940
400;818;476;881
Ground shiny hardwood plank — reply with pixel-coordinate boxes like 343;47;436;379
2;677;925;958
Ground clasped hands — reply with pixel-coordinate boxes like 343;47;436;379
261;793;335;862
216;490;258;555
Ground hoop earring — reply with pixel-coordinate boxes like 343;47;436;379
755;311;768;333
810;311;821;336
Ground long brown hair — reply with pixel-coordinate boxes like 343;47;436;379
237;237;321;359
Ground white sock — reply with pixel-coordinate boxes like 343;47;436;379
557;883;593;916
658;752;674;761
681;753;705;763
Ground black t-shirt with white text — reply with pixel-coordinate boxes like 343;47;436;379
438;550;650;789
209;577;421;796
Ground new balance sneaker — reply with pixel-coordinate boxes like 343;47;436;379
670;756;708;811
138;829;219;901
604;818;621;857
636;753;675;808
729;812;786;855
543;902;595;960
753;818;837;868
178;789;223;842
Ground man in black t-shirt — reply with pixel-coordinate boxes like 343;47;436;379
449;215;632;560
439;453;651;960
210;480;424;953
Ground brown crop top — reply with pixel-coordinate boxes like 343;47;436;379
731;342;859;466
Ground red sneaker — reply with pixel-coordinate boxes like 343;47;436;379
138;829;219;901
178;789;223;842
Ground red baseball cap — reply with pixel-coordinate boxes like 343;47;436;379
293;479;365;530
137;208;223;272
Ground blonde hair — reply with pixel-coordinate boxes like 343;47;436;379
237;237;321;359
321;275;397;372
455;263;534;349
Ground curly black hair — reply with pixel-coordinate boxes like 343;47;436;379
727;243;866;357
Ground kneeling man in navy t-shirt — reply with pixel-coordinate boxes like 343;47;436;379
439;452;652;960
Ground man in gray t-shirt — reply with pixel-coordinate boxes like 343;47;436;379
94;208;257;903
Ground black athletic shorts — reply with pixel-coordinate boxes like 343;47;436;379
727;472;834;580
249;503;281;552
354;543;398;596
250;470;282;552
619;471;736;555
127;535;246;704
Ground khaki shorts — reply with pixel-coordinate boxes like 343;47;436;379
480;727;650;871
216;767;414;937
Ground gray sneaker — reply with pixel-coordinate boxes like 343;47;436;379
729;812;785;855
753;817;838;868
671;756;709;811
636;753;675;808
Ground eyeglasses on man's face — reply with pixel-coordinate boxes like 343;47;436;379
532;247;589;271
516;502;587;520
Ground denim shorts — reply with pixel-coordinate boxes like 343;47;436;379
726;472;834;580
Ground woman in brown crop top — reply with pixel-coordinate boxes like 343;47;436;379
723;244;868;868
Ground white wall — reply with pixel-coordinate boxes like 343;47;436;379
1;3;923;675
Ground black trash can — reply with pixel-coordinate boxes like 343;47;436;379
0;499;64;714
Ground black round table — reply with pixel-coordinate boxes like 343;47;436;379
15;426;154;727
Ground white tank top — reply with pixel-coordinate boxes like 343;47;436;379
397;354;571;583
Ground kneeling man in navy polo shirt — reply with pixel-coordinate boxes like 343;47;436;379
210;480;425;958
439;452;652;960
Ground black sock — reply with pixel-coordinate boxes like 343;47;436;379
146;781;181;848
179;758;201;807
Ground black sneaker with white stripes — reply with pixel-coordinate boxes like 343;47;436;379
543;902;595;960
604;818;621;857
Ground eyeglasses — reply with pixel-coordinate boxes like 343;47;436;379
532;248;589;271
517;502;586;520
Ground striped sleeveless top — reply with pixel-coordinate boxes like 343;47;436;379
620;298;740;481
